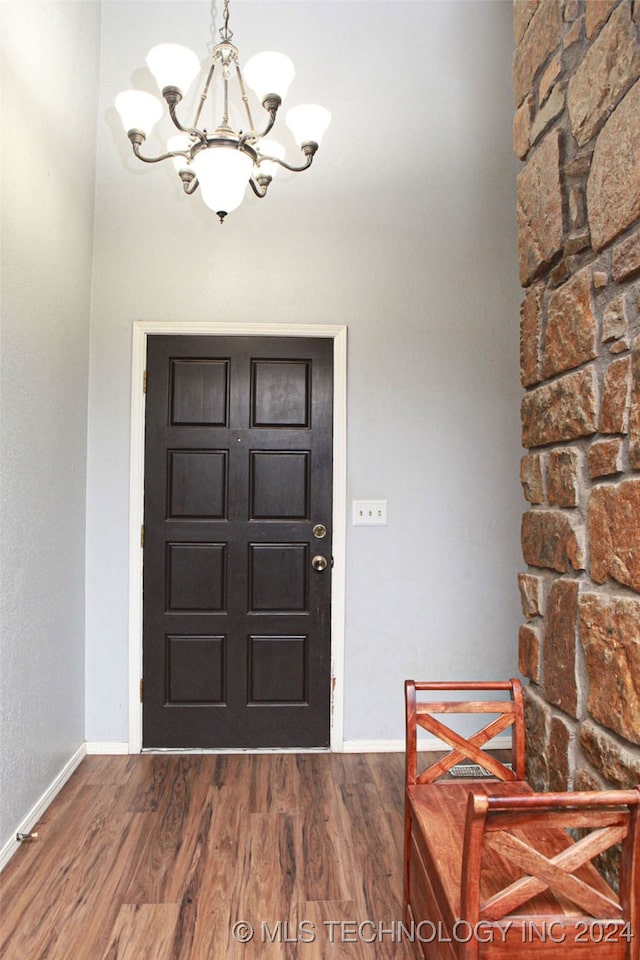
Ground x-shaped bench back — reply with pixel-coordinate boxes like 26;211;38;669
461;789;640;924
405;679;525;786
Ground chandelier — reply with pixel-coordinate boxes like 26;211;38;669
115;0;331;222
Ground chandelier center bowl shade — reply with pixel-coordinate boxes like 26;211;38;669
115;0;331;222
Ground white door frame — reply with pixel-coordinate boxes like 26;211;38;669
127;321;347;753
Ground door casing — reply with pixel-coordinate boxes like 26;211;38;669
128;321;347;753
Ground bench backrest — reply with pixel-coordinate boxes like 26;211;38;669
405;679;525;786
461;788;640;939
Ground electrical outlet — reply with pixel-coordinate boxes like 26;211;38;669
352;500;388;525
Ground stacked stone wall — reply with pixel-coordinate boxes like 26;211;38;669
513;0;640;848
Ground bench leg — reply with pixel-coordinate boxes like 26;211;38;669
403;794;412;925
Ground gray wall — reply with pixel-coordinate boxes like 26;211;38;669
0;1;100;845
86;1;524;744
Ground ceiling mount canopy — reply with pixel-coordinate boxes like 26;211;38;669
115;0;331;222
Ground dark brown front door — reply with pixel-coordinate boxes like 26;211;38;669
142;335;333;748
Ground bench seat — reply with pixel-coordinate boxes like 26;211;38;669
407;781;633;959
403;680;640;960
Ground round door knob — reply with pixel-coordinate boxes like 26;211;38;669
312;555;328;572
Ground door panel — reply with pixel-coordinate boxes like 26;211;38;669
142;335;333;748
248;543;309;611
251;359;310;426
170;359;229;425
250;451;309;519
167;450;227;519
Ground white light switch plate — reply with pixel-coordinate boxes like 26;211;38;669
352;500;388;525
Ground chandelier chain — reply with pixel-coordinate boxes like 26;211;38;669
206;0;217;55
220;0;233;42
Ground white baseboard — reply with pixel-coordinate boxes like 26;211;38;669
0;743;86;873
85;742;129;755
142;746;329;754
342;735;513;753
342;739;405;753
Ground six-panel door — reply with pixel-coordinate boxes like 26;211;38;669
142;336;333;748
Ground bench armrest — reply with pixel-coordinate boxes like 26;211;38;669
405;679;525;786
461;787;640;930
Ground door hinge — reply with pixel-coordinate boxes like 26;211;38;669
140;524;145;548
140;679;144;702
143;370;148;393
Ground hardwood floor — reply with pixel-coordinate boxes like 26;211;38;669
0;753;415;959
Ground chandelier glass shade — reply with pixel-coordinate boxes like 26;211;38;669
115;1;330;222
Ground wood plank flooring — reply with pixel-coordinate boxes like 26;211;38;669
0;753;416;959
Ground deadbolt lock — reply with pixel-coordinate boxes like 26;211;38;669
312;555;328;572
312;523;327;539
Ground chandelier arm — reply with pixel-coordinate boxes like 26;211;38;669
222;66;230;127
235;63;256;132
263;151;315;173
131;140;192;165
238;108;278;147
192;60;217;130
167;101;208;144
182;177;200;195
249;178;269;199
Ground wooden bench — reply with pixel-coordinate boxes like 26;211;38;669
403;679;640;960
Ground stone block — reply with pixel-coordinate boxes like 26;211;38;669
520;453;545;503
580;720;640;788
518;571;544;619
588;439;623;477
610;339;630;355
574;765;605;791
588;80;640;251
522;509;586;573
589;479;640;591
524;685;550;790
563;0;580;22
546;447;580;507
514;0;540;45
548;714;572;790
521;367;598;447
543;267;597;378
599;356;631;434
568;3;640;147
517;130;564;286
520;284;543;387
602;294;629;343
580;592;640;745
564;231;590;256
539;52;562;105
519;623;541;683
585;0;617;38
612;226;640;281
530;83;565;144
514;0;562;107
630;335;640;467
514;94;535;160
543;578;580;717
568;187;586;228
593;269;609;288
563;17;581;48
549;259;570;287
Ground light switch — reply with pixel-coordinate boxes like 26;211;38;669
352;500;388;525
